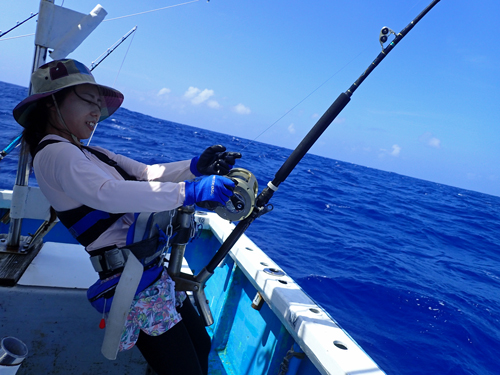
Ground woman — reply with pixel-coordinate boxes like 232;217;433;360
13;58;241;374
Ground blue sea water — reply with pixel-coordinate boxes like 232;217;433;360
1;80;499;374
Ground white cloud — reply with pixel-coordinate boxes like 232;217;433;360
183;86;216;106
233;103;251;115
207;100;221;109
379;144;401;158
419;132;441;148
184;86;200;99
157;88;171;96
428;137;441;148
288;123;296;134
391;144;401;157
192;89;214;105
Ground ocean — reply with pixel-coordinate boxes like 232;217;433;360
1;80;499;374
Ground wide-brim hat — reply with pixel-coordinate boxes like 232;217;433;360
13;59;124;127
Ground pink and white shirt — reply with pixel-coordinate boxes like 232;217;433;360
34;134;194;350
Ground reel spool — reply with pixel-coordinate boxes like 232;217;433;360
215;168;258;221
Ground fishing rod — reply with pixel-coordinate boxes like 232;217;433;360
86;26;138;146
0;134;23;161
0;27;137;161
90;26;137;71
0;13;38;39
188;0;442;324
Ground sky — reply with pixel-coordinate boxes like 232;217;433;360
1;0;499;197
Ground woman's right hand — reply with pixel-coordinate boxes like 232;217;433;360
183;175;235;206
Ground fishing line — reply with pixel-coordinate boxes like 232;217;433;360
113;28;137;87
238;48;368;154
1;0;199;41
87;29;137;146
2;1;199;150
405;0;426;17
104;0;200;22
198;0;442;283
90;27;137;71
239;0;426;154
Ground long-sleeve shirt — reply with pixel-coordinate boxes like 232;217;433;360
33;134;194;351
34;134;196;251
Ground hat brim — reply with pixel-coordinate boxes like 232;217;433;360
13;82;124;127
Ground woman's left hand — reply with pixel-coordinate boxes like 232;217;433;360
194;145;242;176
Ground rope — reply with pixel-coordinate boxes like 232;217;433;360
104;0;200;22
0;12;37;39
278;344;306;375
0;33;35;42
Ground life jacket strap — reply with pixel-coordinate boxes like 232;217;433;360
34;139;136;181
56;206;125;247
34;139;137;247
89;236;164;279
101;251;143;360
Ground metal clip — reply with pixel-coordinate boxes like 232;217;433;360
104;248;128;271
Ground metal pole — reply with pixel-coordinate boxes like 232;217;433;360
6;0;52;250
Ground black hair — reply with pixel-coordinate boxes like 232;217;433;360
22;88;72;158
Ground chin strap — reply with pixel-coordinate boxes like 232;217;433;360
51;94;81;145
87;123;98;146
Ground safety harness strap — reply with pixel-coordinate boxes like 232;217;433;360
56;205;125;247
132;212;154;244
101;251;143;360
34;139;136;181
89;236;162;279
80;145;136;181
34;139;136;247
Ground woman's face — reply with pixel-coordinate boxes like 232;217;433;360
49;84;102;141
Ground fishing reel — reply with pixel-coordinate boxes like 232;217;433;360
198;168;258;222
379;26;396;49
215;168;258;221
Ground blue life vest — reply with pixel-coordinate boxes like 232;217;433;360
87;264;164;313
34;139;135;247
34;140;175;312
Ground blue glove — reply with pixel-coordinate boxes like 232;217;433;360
190;145;242;176
184;175;235;206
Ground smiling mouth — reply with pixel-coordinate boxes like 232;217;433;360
86;121;96;128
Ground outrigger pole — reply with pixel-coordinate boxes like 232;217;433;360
191;0;441;324
0;13;38;39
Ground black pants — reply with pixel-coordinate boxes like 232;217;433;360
135;297;211;375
